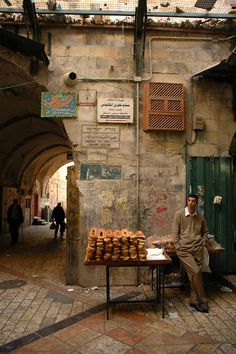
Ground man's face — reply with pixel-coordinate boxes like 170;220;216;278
187;197;198;214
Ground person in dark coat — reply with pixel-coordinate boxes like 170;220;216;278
51;202;66;239
7;199;24;244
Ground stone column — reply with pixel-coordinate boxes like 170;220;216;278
65;166;80;284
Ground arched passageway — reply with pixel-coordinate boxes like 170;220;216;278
0;56;73;235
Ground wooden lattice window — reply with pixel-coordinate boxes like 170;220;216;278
143;82;185;132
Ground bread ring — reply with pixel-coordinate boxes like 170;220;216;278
89;228;98;237
135;230;145;238
121;237;128;244
121;229;129;237
97;228;106;237
111;255;120;261
105;229;113;238
104;237;111;243
113;230;121;238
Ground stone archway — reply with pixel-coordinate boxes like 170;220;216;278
0;51;72;232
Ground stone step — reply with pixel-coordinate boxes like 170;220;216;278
32;217;48;225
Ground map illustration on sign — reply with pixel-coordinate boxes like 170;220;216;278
41;92;77;118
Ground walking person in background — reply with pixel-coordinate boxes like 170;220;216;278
51;202;65;240
7;199;24;244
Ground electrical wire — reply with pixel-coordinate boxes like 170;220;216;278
0;80;38;90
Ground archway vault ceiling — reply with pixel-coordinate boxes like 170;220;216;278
0;56;72;190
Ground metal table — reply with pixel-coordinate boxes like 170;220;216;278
85;256;172;319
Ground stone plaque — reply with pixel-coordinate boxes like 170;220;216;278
81;125;119;148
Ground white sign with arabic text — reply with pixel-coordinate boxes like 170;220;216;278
97;98;133;123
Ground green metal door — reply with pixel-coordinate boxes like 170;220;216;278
186;157;234;273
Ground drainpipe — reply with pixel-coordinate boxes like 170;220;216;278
134;78;141;286
135;79;140;231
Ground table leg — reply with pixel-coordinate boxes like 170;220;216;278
156;265;161;296
106;265;110;320
155;265;159;299
151;266;154;290
161;265;165;318
155;265;164;318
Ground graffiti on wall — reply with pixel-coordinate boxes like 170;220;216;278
139;187;178;235
80;180;136;230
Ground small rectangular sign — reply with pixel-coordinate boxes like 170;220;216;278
97;98;133;123
80;164;121;180
41;92;77;118
82;125;119;148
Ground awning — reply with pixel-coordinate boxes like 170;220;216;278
192;50;236;82
0;28;49;66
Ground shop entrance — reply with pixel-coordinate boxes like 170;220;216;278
186;156;234;273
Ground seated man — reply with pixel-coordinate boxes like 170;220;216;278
155;194;209;313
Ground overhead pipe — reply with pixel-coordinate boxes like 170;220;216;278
143;34;236;82
74;34;236;84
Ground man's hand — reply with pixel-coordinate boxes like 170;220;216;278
152;237;170;248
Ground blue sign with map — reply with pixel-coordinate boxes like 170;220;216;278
41;92;77;117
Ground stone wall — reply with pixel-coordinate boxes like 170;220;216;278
37;26;236;284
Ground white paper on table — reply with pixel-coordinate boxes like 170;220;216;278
146;248;166;260
147;254;167;260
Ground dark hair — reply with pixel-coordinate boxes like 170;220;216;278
187;194;198;202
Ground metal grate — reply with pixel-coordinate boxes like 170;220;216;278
149;82;184;98
143;82;185;132
0;0;232;14
0;0;234;26
148;114;185;130
167;100;182;112
150;99;165;111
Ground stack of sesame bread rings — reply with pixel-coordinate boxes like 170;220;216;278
85;228;147;262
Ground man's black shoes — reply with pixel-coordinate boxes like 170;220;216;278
190;303;203;312
200;302;209;313
190;302;209;313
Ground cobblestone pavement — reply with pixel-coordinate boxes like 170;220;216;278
0;225;235;353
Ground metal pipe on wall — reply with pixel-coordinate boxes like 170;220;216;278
136;80;140;231
144;35;227;82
